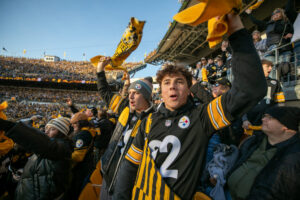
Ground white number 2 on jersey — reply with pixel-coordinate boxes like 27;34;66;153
148;135;181;179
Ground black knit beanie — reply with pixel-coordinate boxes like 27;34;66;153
265;106;300;131
128;80;153;103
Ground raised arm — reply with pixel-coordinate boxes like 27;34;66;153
245;9;267;31
2;120;72;160
96;57;116;106
202;14;267;134
120;71;131;98
66;98;79;114
223;14;267;118
96;57;128;115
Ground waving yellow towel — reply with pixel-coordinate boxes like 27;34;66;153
249;0;264;10
173;0;242;48
91;17;145;72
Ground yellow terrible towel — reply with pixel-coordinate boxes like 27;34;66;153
91;17;145;72
173;0;242;48
249;0;264;10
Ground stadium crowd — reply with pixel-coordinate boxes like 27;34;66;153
0;1;300;200
0;56;145;82
1;87;101;104
192;0;299;85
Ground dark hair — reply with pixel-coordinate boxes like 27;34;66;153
98;109;108;119
87;106;98;116
156;64;193;88
144;76;153;84
261;59;273;66
222;38;229;43
252;30;260;35
91;108;98;116
78;120;91;129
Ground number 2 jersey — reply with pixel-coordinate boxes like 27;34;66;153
114;28;267;200
126;96;232;199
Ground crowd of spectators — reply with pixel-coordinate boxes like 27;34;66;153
0;56;145;83
1;86;101;104
0;2;299;200
189;0;300;85
4;101;70;123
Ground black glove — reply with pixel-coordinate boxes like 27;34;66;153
0;118;16;132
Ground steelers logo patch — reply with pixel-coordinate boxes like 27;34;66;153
178;116;190;129
135;84;142;90
76;139;84;148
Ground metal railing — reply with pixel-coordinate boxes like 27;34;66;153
264;42;300;86
226;41;300;87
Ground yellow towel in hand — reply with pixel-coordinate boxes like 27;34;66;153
91;17;145;72
207;16;228;48
173;0;242;48
249;0;264;10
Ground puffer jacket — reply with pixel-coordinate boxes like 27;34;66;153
6;122;73;200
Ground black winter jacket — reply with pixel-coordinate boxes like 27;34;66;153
94;117;115;150
229;132;300;200
6;122;73;200
248;15;294;49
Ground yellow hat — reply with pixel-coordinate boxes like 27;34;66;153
173;0;242;26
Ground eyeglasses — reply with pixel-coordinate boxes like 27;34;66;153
213;83;220;87
272;10;281;15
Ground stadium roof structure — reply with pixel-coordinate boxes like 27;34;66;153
145;0;287;67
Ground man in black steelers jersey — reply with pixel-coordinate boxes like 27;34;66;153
113;14;267;200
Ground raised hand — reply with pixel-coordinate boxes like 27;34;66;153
96;57;112;72
66;98;73;106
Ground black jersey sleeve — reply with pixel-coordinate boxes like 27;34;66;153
69;104;79;114
202;29;267;135
97;71;128;115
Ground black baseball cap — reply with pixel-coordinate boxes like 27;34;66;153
215;77;231;88
87;106;98;116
